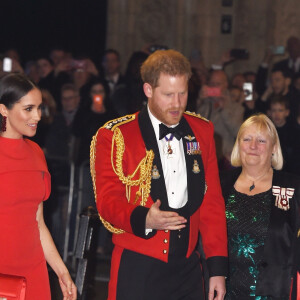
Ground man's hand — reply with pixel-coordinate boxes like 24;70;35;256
208;276;226;300
145;200;187;230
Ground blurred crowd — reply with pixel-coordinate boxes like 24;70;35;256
1;36;300;175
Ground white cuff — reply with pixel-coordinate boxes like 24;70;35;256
145;228;153;235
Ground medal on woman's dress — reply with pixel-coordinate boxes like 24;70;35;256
272;185;294;211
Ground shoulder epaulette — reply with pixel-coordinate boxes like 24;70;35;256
102;114;136;130
184;111;209;122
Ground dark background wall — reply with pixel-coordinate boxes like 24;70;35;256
105;0;300;77
0;0;107;66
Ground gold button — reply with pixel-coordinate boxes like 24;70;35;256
163;249;167;254
165;230;169;233
163;239;168;243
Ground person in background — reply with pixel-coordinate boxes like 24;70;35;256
91;49;228;300
0;73;76;299
258;68;300;122
220;114;300;299
37;57;54;81
188;49;208;112
37;56;70;110
243;71;256;86
49;47;67;68
4;48;21;63
69;56;99;109
273;36;300;78
230;73;246;90
71;78;117;256
110;51;149;116
45;83;81;160
25;60;41;84
197;70;244;170
72;77;116;165
269;95;295;172
102;49;125;96
0;50;24;76
229;86;243;104
31;88;57;149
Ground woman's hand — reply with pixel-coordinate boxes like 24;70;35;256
58;272;77;300
36;203;77;299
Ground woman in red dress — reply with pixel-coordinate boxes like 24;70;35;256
0;73;77;300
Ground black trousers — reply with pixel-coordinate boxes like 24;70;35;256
116;250;205;300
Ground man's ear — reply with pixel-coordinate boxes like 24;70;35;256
143;83;153;98
0;104;8;117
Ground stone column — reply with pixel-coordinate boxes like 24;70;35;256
106;0;300;76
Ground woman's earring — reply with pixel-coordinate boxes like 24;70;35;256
1;116;7;132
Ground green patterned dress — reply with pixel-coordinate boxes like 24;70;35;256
225;188;288;300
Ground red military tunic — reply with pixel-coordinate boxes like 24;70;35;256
91;109;228;299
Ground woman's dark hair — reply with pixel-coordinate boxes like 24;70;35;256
0;73;37;109
89;76;110;99
125;51;149;81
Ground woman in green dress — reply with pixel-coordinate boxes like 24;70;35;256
220;114;300;299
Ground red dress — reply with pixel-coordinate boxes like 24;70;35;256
0;136;51;299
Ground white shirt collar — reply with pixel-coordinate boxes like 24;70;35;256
106;73;120;84
147;105;179;141
288;57;300;71
147;106;161;141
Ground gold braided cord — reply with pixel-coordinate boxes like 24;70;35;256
90;130;124;234
184;111;209;122
90;126;154;234
111;127;154;207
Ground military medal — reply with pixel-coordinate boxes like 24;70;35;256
186;141;201;155
151;165;160;179
184;135;195;141
192;160;200;174
164;134;175;157
272;186;294;211
167;144;173;155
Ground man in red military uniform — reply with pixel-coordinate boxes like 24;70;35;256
91;49;228;300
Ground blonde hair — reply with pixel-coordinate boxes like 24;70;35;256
231;114;283;170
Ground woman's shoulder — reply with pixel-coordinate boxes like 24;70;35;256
24;138;45;158
219;167;242;200
24;138;42;150
219;167;241;185
273;170;300;188
0;138;48;174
